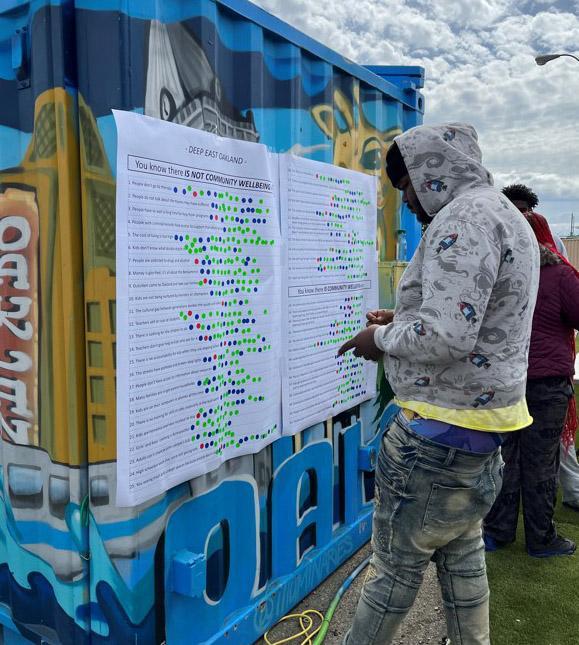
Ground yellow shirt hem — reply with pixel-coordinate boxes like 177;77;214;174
395;398;533;432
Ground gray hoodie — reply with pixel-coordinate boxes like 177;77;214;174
375;123;539;413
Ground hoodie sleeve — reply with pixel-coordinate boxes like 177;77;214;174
374;217;502;362
560;265;579;330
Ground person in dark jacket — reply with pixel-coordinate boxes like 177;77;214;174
484;196;579;557
501;184;579;511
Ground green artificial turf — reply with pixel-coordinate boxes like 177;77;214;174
487;496;579;645
486;386;579;645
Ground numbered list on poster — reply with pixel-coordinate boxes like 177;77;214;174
281;156;378;434
114;111;281;506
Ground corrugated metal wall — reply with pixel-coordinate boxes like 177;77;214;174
0;1;424;642
562;237;579;270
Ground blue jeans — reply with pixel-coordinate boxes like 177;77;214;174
345;413;503;645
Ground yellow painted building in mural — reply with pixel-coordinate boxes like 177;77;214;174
0;88;85;467
0;88;119;467
78;98;117;465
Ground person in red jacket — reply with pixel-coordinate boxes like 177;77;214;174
484;185;579;557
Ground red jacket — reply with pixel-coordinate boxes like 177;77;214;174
528;246;579;379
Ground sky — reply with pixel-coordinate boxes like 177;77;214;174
252;0;579;238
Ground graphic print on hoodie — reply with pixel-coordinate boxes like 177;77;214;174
374;124;539;423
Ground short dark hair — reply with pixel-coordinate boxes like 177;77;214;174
502;184;539;208
385;142;408;187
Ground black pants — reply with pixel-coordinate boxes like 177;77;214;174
484;377;573;550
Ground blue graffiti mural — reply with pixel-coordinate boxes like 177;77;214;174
0;0;422;642
0;399;399;644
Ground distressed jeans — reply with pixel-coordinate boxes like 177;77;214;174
345;413;503;645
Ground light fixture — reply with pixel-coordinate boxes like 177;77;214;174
535;53;579;66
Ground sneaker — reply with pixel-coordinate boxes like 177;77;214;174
483;533;511;552
528;536;576;558
562;501;579;512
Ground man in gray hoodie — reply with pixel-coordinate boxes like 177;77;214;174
339;123;539;644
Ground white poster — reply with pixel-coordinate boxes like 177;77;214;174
280;155;378;435
114;110;282;506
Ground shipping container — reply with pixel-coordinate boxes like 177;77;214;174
0;1;424;642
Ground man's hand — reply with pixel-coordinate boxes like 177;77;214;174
366;309;394;327
338;324;384;361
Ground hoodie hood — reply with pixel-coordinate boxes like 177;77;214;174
394;123;493;217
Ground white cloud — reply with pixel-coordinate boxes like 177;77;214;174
251;0;579;204
412;0;511;28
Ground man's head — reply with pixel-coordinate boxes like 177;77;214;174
385;123;491;226
502;184;539;214
386;142;431;225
